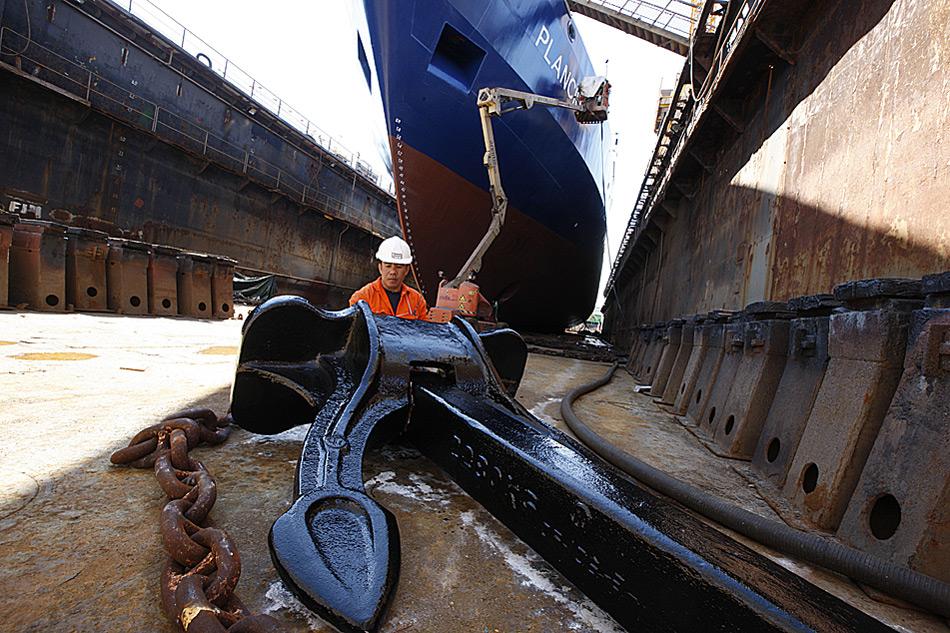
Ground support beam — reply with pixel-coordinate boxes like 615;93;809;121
660;199;680;220
673;177;701;200
644;224;663;243
688;146;716;173
713;101;747;133
566;0;690;56
754;27;797;65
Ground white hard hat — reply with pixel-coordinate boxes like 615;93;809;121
376;236;413;264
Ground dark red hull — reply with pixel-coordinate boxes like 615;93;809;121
394;139;603;332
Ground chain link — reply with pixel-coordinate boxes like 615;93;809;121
111;407;286;633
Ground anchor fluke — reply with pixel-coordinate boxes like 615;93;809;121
269;487;399;633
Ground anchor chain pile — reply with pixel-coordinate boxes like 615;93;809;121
110;408;285;633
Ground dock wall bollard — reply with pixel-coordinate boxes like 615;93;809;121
660;316;700;405
695;314;747;435
147;245;181;316
683;312;731;422
0;213;17;308
106;238;150;315
751;295;840;488
9;219;67;311
836;272;950;581
649;319;683;396
211;256;237;319
177;252;213;318
782;278;922;530
65;227;109;312
712;302;794;458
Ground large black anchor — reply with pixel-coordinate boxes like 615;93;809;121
230;297;895;633
230;297;526;631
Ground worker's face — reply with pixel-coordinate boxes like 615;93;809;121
379;261;410;291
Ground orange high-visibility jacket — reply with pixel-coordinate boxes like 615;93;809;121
349;278;429;320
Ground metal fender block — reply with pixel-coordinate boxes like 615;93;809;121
230;296;893;633
660;315;700;405
683;311;732;422
649;319;683;396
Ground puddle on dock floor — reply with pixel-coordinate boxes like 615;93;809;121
199;345;239;355
12;351;98;361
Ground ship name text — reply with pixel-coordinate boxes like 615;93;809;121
534;25;579;98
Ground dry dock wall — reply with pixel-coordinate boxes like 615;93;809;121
604;0;949;349
0;73;378;304
0;0;399;307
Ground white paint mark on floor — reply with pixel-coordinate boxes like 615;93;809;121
459;511;624;633
262;580;326;629
529;396;561;424
241;424;309;444
365;470;462;506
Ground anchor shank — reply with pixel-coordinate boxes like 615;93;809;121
407;381;895;633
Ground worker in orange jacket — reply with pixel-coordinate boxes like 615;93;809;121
349;236;428;320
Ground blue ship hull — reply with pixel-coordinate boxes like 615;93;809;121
361;0;607;330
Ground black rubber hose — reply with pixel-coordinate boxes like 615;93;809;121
560;363;950;618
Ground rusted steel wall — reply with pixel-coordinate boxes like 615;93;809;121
768;0;950;299
0;0;399;238
0;0;397;307
607;0;949;332
0;72;378;307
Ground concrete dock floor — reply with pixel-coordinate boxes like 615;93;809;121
0;309;945;632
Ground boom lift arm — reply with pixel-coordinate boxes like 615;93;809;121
444;79;611;291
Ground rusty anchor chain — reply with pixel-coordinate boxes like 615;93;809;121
110;407;285;633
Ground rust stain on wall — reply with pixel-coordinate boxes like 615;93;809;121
611;0;950;335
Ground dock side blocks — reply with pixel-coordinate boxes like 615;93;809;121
712;302;794;458
625;324;649;375
631;324;656;378
627;325;650;377
683;312;731;422
751;294;840;489
211;256;237;319
177;252;213;318
65;227;109;312
694;314;747;436
639;321;668;383
650;319;683;396
783;278;922;530
0;212;17;308
659;315;700;405
836;272;950;583
148;245;181;316
9;219;67;311
107;238;150;315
